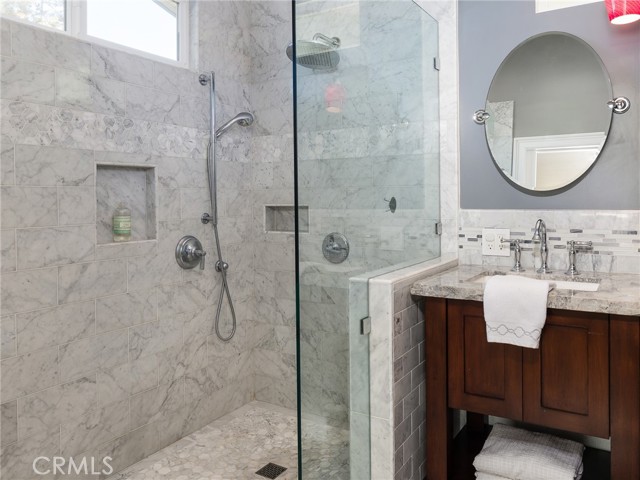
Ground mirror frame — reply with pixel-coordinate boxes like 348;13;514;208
482;31;614;194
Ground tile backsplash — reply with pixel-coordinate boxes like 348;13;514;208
459;209;640;274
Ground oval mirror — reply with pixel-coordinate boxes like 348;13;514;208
484;32;613;192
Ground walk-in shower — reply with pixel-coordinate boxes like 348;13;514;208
199;72;254;342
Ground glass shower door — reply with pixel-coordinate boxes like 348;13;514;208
294;1;440;477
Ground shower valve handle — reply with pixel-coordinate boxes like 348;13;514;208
195;250;206;270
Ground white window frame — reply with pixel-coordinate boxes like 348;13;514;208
4;0;190;67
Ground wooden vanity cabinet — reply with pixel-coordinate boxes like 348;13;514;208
425;297;640;480
448;300;523;420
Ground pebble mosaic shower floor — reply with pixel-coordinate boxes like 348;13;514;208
111;402;349;480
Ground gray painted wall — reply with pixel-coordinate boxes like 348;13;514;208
459;0;640;209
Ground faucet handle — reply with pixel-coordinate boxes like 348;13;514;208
501;239;525;272
568;240;593;251
565;240;593;276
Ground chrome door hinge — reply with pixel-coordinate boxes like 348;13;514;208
435;222;443;235
433;57;440;71
360;317;371;335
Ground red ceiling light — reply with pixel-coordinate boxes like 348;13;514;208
605;0;640;25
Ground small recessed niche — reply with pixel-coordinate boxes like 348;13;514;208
265;205;308;233
96;164;156;245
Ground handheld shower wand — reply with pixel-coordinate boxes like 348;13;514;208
198;72;254;342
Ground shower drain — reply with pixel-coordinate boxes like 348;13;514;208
255;462;287;479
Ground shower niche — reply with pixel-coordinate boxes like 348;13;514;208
265;205;308;233
96;164;157;244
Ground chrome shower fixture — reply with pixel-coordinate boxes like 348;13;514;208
215;112;254;138
286;33;340;71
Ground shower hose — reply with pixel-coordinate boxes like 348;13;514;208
207;140;237;342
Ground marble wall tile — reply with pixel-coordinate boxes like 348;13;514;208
11;21;91;73
96;289;157;333
14;144;93;186
17;375;97;439
129;380;183;430
0;19;10;56
0;429;58;480
58;260;126;304
0;186;57;228
180;94;209;130
156;155;207;189
0;57;55;105
0;346;59;401
0;135;14;185
55;69;126;116
127;254;183;291
156;280;212;319
0;315;16;359
0;400;17;446
157;187;181;221
96;239;157;260
126;84;181;125
154;62;205;98
247;1;291;59
16;301;94;354
91;44;154;85
58;329;129;382
178;187;210;220
58;187;95;225
0;268;58;315
96;355;158;406
1;229;16;272
129;320;182;361
16;225;95;269
60;398;129;456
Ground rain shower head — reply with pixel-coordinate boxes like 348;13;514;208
215;112;254;138
286;33;340;71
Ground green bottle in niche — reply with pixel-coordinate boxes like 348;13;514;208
112;203;131;242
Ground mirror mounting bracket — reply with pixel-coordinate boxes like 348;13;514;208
473;109;490;124
607;96;631;114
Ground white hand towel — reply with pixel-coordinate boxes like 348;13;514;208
473;424;584;480
483;275;550;348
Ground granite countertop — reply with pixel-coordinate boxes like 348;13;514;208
411;265;640;317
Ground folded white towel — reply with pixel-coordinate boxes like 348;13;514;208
475;473;511;480
483;275;550;348
473;424;585;480
475;468;583;480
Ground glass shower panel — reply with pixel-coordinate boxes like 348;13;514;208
295;1;440;477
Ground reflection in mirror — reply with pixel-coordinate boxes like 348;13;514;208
485;32;613;191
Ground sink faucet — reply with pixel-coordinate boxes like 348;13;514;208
532;218;552;274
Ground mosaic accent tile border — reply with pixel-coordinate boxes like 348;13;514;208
458;210;640;274
1;100;208;159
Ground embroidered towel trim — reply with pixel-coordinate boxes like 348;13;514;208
473;424;585;480
475;470;583;480
483;275;550;348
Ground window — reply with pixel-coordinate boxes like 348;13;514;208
0;0;65;30
1;0;188;64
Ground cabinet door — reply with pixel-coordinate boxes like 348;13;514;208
448;300;523;419
523;309;609;438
